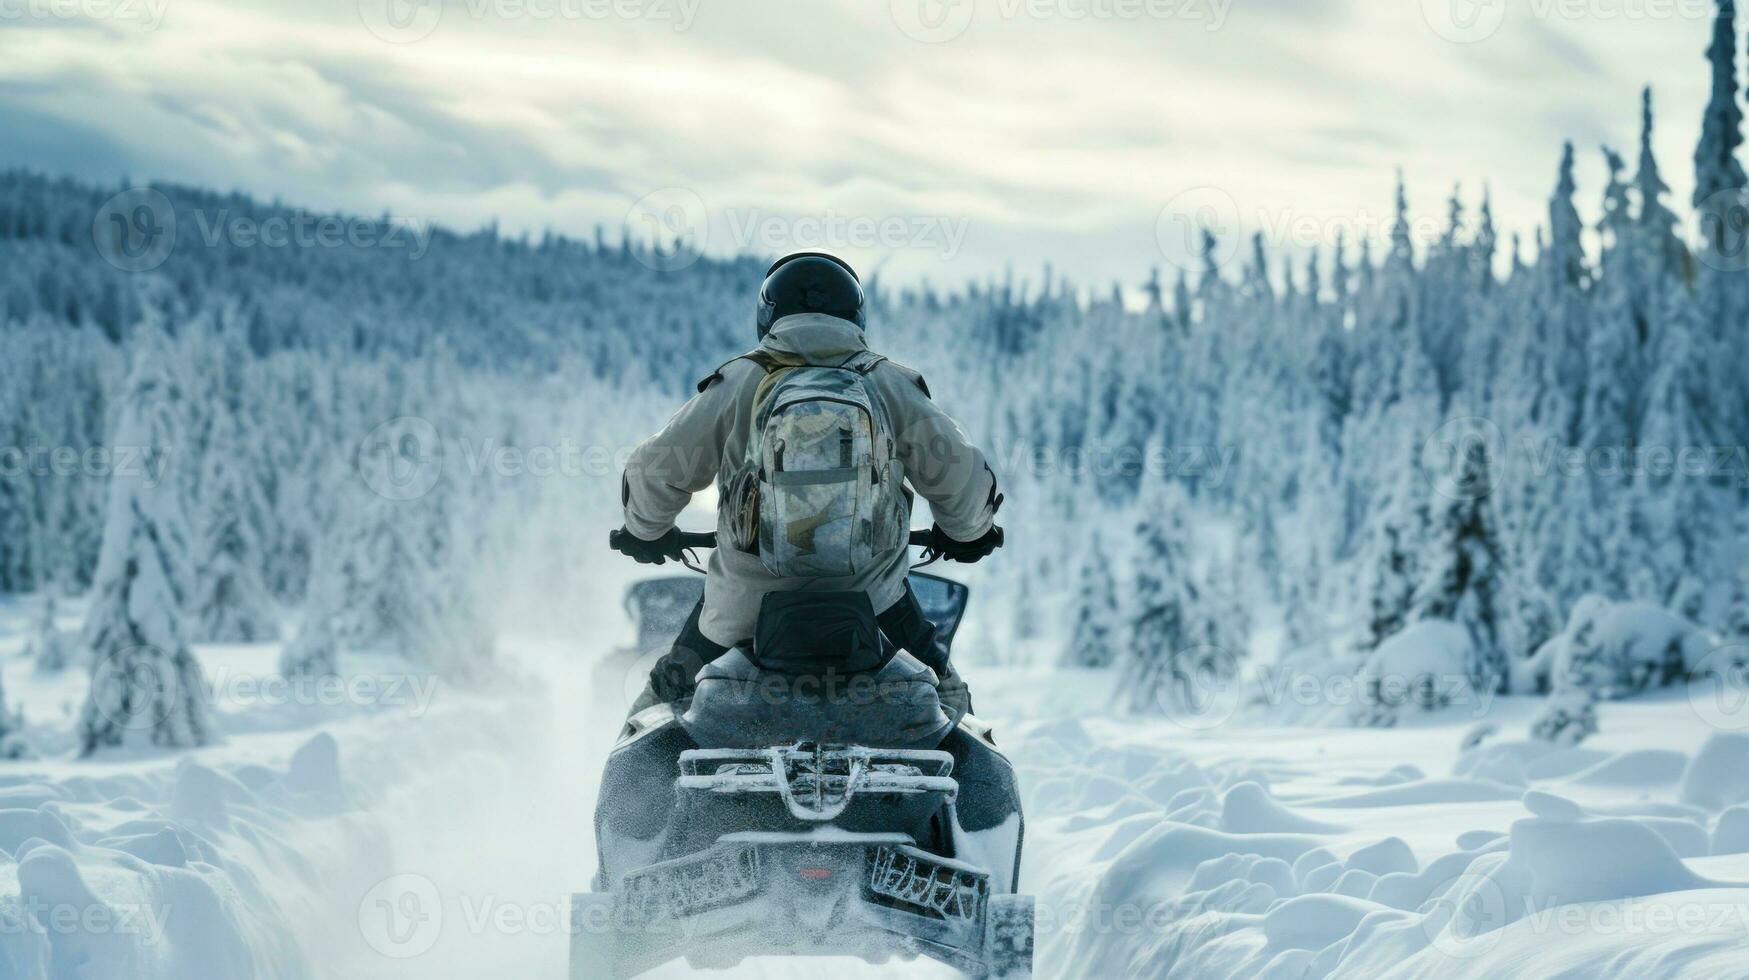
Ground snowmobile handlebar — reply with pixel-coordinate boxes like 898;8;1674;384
660;530;935;550
677;530;720;550
612;527;987;575
619;528;944;553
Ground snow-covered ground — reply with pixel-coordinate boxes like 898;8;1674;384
976;669;1749;979
4;596;1749;978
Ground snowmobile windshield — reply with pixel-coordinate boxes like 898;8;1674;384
621;573;967;652
625;578;704;649
908;573;969;649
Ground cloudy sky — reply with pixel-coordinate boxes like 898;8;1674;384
0;0;1728;295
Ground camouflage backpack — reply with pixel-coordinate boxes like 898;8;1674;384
726;351;910;577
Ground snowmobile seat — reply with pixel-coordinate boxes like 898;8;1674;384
682;646;954;750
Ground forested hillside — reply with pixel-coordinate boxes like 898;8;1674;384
1;7;1746;740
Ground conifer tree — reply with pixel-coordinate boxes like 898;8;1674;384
1067;537;1122;668
77;338;214;754
1412;430;1508;693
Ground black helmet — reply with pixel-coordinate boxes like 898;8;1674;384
756;252;865;338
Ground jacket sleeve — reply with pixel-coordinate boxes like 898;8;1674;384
620;373;739;540
881;366;1000;542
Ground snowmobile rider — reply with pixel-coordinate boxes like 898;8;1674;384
613;251;1004;718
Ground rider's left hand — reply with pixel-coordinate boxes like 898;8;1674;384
610;526;685;565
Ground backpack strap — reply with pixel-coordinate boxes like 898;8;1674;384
838;350;887;375
696;350;790;393
697;349;880;392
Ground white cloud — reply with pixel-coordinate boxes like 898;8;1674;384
0;0;1725;292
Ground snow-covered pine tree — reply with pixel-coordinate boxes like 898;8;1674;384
1583;146;1640;451
1534;145;1591;446
1693;0;1746;258
1473;186;1498;291
1356;465;1427;653
1122;481;1197;711
1639;294;1737;620
1171;269;1192;331
1067;536;1121;668
77;338;214;754
279;611;340;680
188;418;280;643
0;662;21;758
24;592;70;672
1411;427;1509;693
1548;142;1589;289
1120;478;1239;715
1012;568;1041;643
1635;88;1689;284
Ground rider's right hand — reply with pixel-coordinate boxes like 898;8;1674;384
610;526;686;565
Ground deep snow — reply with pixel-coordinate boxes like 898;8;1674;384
4;597;1749;978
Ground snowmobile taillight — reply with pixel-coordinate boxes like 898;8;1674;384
798;867;834;880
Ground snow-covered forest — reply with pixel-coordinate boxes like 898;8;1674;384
2;5;1749;978
4;8;1747;744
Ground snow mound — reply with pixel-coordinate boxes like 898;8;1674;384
1219;781;1349;835
1678;732;1749;812
1264;893;1393;952
1564;748;1688;786
0;732;383;980
1015;699;1749;980
1351;622;1476;726
1533;596;1715;700
1712;806;1749;855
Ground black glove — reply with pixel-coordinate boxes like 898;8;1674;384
925;524;1004;563
609;526;685;565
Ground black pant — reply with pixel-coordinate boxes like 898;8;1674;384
644;584;950;706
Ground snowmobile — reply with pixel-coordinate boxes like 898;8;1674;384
574;530;1033;978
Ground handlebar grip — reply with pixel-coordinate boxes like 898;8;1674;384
908;527;1004;548
610;528;716;551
